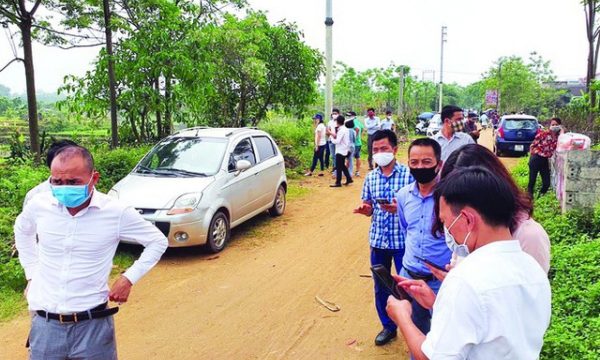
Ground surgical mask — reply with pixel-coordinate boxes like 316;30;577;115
410;165;439;184
50;174;94;208
550;125;561;134
373;152;395;167
443;213;472;265
451;120;464;132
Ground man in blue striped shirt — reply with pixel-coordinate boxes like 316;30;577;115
354;130;414;346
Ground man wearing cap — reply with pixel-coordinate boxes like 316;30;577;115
431;105;474;162
15;145;168;359
364;107;381;170
464;113;480;143
305;113;327;176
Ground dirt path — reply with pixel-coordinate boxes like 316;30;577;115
0;130;518;359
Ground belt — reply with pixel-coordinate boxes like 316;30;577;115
404;267;436;282
36;303;119;324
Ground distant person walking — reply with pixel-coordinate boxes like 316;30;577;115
527;118;562;197
364;107;381;170
305;113;327;176
329;115;353;187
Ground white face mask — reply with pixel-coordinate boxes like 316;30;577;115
373;152;395;167
444;213;471;266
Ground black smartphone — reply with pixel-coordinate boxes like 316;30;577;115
370;265;412;302
375;198;390;204
414;255;447;272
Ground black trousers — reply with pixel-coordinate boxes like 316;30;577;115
335;153;352;185
528;154;550;197
367;134;375;169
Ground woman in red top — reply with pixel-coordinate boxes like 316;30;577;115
527;117;562;197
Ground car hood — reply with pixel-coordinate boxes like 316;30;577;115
111;174;215;209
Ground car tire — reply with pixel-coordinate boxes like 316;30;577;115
206;211;230;253
268;185;286;217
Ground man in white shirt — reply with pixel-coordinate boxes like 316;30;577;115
329;115;353;187
15;145;168;359
364;107;381;170
431;105;474;162
386;166;551;360
326;108;341;173
380;110;396;132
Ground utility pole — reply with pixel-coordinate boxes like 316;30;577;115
438;26;447;113
497;63;502;113
325;0;333;118
398;65;404;118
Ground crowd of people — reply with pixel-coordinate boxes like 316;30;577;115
351;105;554;358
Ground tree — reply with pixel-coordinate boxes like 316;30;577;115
584;0;600;123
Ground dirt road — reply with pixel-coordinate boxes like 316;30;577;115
0;129;518;359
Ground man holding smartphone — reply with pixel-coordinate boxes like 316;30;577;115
395;138;451;353
353;130;414;346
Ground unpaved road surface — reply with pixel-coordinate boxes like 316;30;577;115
0;130;517;359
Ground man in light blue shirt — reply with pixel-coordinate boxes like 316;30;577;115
431;105;474;162
364;107;381;170
396;138;451;349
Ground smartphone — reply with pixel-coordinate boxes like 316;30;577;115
375;198;390;204
370;265;412;302
414;255;447;272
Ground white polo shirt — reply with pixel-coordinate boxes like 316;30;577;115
422;240;551;359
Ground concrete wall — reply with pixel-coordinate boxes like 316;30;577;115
553;149;600;212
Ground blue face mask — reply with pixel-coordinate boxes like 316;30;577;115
50;174;94;208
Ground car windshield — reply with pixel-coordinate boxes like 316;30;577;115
134;137;228;177
504;119;537;130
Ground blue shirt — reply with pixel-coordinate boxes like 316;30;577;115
397;182;452;274
361;162;414;249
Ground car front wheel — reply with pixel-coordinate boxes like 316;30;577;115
268;185;286;217
206;211;230;253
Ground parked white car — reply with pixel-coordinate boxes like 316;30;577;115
109;127;287;253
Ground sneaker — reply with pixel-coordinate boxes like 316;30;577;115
304;172;312;176
355;171;361;177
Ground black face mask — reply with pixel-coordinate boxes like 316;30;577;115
410;165;439;184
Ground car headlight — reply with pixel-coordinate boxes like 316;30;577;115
108;189;118;198
167;193;202;215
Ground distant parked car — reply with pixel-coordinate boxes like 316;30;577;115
109;127;287;253
426;113;442;137
493;115;540;157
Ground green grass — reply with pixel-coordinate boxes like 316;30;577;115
0;291;28;321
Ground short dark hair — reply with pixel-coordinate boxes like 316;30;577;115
336;115;345;125
385;110;392;115
441;105;463;122
53;145;95;173
433;144;533;236
372;129;397;147
434;166;516;229
46;140;78;168
332;108;340;114
551;117;562;125
408;138;442;162
367;107;375;112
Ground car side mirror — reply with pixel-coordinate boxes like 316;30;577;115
235;159;251;176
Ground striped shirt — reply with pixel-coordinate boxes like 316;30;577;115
361;162;414;249
431;131;475;162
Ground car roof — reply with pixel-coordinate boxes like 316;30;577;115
500;115;537;121
170;127;269;139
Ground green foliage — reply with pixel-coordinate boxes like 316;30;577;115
94;146;152;192
511;161;600;359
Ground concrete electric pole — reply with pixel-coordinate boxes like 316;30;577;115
325;0;333;118
438;26;447;113
398;65;405;118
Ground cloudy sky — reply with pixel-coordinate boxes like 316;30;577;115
0;0;589;94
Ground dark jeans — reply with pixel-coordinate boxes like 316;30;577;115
367;134;375;169
528;154;550;197
324;141;332;169
334;153;352;185
310;145;326;172
370;247;405;331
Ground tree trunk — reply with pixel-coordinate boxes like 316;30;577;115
103;0;119;148
128;111;141;143
164;75;172;135
20;9;40;161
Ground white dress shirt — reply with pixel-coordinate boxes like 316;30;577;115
15;190;168;313
431;131;475;162
422;240;551;359
331;125;350;155
23;179;51;208
364;117;381;135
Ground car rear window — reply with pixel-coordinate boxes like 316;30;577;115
253;136;277;162
504;119;537;130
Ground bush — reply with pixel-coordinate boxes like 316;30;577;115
511;161;600;359
94;145;152;192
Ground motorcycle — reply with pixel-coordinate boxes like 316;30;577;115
415;118;429;135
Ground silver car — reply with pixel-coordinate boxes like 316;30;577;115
108;127;287;252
